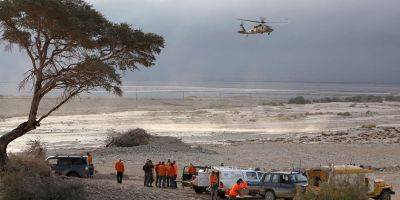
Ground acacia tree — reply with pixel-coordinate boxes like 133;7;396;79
0;0;164;169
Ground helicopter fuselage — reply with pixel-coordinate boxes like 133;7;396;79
238;24;274;35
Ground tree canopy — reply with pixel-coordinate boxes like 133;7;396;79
0;0;164;168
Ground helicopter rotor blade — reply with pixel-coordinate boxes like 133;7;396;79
236;18;265;24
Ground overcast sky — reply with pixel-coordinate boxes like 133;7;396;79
1;0;400;84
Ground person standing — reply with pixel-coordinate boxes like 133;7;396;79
158;161;166;188
86;152;94;178
168;163;176;188
148;160;155;187
172;161;178;188
115;159;125;184
155;161;161;187
143;160;154;187
143;160;150;187
210;171;219;200
165;163;172;188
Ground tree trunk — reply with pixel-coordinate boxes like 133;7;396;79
0;121;36;170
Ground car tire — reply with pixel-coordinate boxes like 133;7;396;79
67;172;80;178
194;186;205;194
379;190;391;200
264;191;276;200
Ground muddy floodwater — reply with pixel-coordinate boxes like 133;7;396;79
1;96;400;151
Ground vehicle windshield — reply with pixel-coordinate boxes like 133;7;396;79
290;174;308;183
246;172;258;180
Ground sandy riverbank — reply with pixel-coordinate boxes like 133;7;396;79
1;97;400;151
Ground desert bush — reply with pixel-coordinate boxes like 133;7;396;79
313;97;342;103
259;101;284;106
385;95;400;102
1;173;86;200
5;140;49;177
106;128;151;147
337;112;351;117
25;139;47;159
295;180;368;200
288;96;311;104
344;95;383;103
312;95;384;103
0;141;86;200
361;122;377;129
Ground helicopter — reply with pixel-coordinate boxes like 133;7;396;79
237;17;284;36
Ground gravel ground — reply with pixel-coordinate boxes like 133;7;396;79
51;136;400;200
81;178;210;200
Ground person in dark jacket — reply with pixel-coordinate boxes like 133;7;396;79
143;159;154;187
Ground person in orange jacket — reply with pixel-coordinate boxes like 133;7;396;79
165;163;172;188
187;163;197;180
239;179;248;189
158;161;167;188
154;161;161;187
171;160;178;188
115;159;125;184
86;152;94;178
228;179;243;199
188;163;196;174
210;171;219;200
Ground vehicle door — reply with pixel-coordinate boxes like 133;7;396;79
278;174;297;198
258;173;272;195
71;158;85;176
270;174;286;197
57;158;72;175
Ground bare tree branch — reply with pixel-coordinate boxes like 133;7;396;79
37;89;81;123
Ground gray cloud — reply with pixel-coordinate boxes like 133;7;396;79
1;0;400;85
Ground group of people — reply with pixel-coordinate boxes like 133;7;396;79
113;158;248;199
114;158;179;188
153;160;179;188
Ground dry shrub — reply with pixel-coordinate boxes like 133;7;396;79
361;123;377;129
259;101;284;106
5;140;50;177
1;173;86;200
0;140;86;200
289;96;311;104
296;180;368;200
25;139;47;159
106;128;151;147
337;112;351;117
5;153;51;177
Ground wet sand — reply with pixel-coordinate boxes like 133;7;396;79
1;97;400;151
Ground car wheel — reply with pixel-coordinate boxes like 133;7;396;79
379;190;391;200
264;191;276;200
194;186;205;194
67;172;80;177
